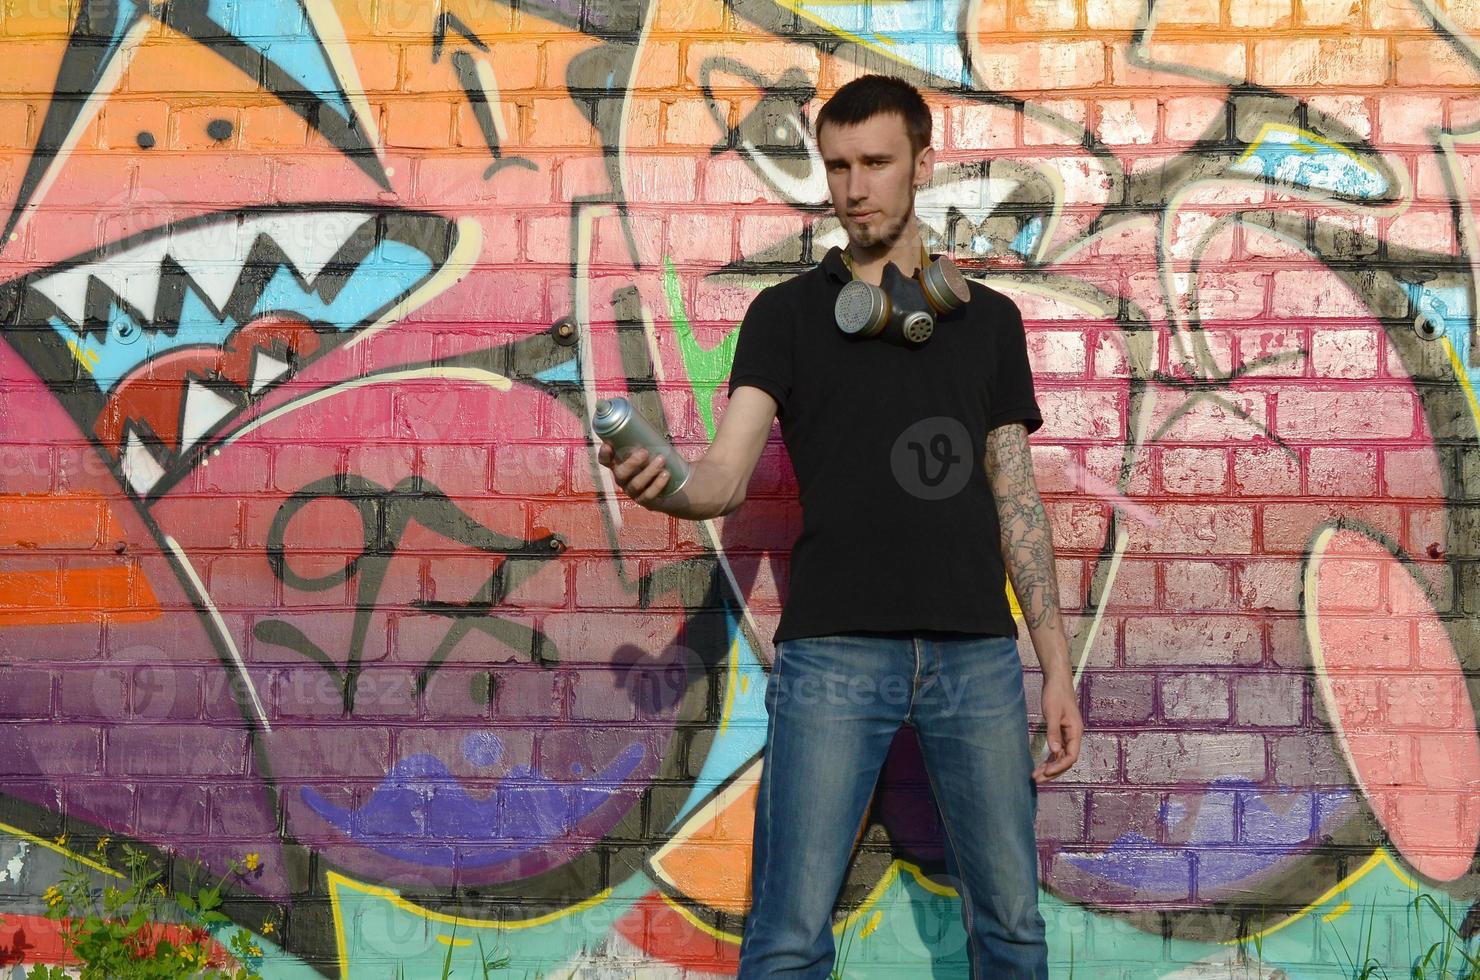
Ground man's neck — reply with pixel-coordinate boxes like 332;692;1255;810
842;222;926;285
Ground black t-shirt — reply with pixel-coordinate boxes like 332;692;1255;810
726;245;1043;645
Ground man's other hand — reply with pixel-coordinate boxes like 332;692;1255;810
1032;673;1084;784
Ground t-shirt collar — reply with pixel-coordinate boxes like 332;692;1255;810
821;245;851;283
819;243;938;283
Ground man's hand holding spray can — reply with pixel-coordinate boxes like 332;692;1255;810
593;397;692;511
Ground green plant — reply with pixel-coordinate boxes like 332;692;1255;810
1233;906;1269;978
830;910;864;979
390;918;514;979
26;835;269;980
440;919;458;980
1326;895;1383;980
476;933;513;977
1408;892;1480;980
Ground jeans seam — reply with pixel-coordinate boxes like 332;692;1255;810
906;636;922;724
921;755;981;980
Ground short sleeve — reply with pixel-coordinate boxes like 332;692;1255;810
725;286;792;415
988;294;1043;435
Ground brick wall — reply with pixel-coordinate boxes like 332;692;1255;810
0;0;1477;975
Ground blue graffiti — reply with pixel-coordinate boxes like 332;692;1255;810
785;0;971;85
1231;124;1388;199
207;0;354;119
1010;216;1044;258
50;239;433;394
666;601;770;829
301;736;647;868
1401;281;1470;342
1064;779;1354;894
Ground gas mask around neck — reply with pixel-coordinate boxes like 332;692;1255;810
834;247;971;345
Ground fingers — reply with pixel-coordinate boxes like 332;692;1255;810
598;445;670;503
1031;717;1084;784
637;465;671;504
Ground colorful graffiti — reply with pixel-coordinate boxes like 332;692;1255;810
1;0;1479;975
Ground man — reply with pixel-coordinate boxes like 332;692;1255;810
599;74;1082;978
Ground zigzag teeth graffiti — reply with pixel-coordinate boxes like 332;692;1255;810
2;208;457;500
30;211;370;330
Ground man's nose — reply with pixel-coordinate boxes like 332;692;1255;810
846;167;867;201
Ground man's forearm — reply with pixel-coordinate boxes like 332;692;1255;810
643;453;740;521
984;424;1073;682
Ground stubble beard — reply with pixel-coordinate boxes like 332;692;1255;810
844;186;918;253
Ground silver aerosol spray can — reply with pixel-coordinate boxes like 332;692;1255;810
592;396;691;498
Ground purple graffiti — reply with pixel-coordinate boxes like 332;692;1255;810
302;734;647;868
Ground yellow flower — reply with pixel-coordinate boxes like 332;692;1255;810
43;886;63;908
247;944;263;958
52;833;66;847
243;852;260;871
261;920;275;935
153;882;167;896
94;835;110;852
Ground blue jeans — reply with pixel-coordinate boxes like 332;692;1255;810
737;630;1048;978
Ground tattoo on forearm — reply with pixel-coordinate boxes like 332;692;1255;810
984;423;1061;630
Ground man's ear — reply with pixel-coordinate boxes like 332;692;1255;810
915;144;936;187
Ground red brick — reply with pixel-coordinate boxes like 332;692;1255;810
1095;98;1157;145
1260;503;1401;553
1307;447;1378;496
1271;269;1371;317
1376;94;1445;146
1252;37;1387;86
1234;559;1304;612
1123;504;1255;555
1233;447;1302;496
1026;329;1089;376
1386;675;1460;728
1234;674;1305;726
1159;446;1230;495
1020;99;1085;146
1123;615;1262;665
1035;388;1124;443
1085;671;1155;724
949;100;1026;150
1386;209;1458;255
1306;95;1373;139
1311;328;1380;380
381;99;454;149
1162;560;1233;612
1383;448;1445;497
1124;732;1265;782
1274;390;1415;441
973;40;1107;91
1143;387;1269;443
1159;673;1230;721
1395;38;1478;85
1045;500;1112;551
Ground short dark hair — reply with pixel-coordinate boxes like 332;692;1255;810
814;74;932;157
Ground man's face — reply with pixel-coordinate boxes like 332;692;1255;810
817;111;934;252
